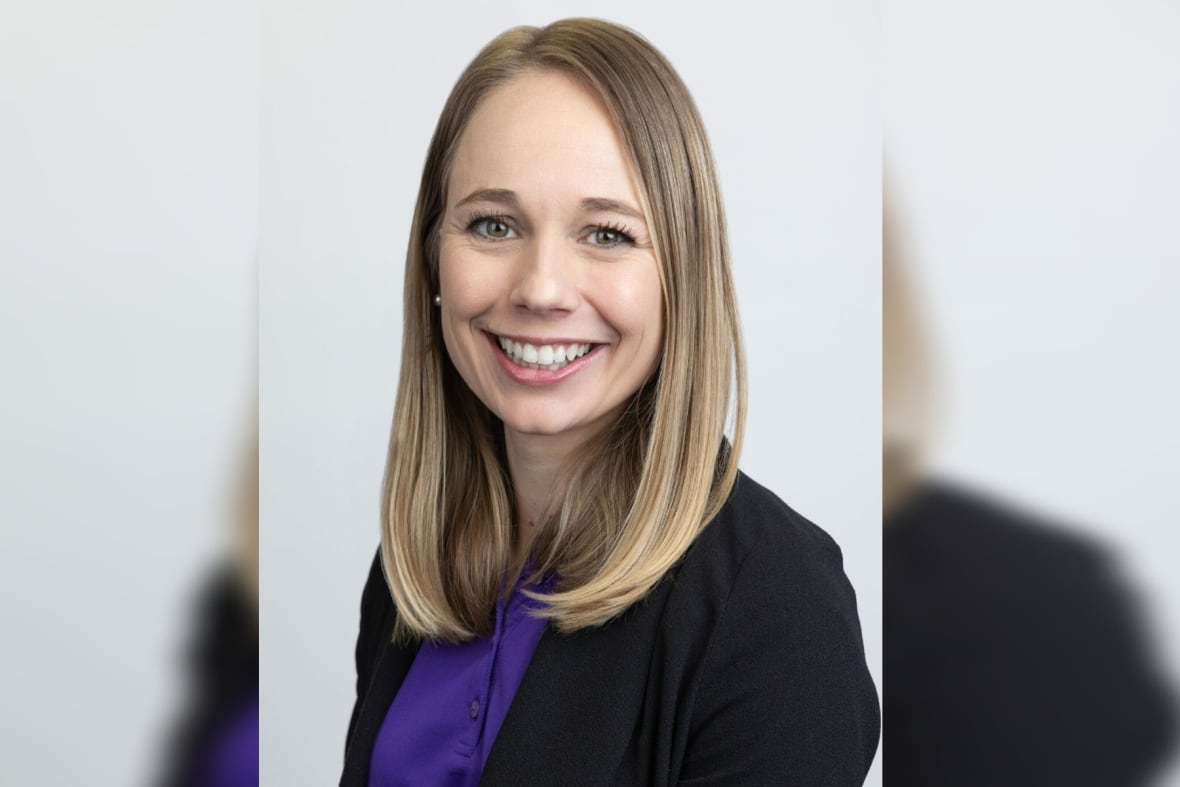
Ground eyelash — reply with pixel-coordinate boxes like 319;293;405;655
587;222;637;248
464;213;637;248
465;213;516;241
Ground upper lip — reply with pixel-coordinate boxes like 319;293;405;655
487;331;603;346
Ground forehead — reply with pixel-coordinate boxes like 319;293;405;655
447;69;642;209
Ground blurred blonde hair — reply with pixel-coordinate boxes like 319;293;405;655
883;196;938;515
382;18;745;643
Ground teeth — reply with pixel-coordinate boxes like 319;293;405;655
496;336;593;370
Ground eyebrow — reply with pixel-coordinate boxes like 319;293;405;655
453;188;520;212
579;197;646;223
452;189;646;223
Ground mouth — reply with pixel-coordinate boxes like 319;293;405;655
491;333;599;371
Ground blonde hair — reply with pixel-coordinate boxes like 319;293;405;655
382;18;745;643
883;194;939;515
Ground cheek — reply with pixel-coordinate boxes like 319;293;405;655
437;248;498;377
591;262;665;356
438;245;500;320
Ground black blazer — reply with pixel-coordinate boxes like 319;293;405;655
342;472;879;786
884;482;1176;786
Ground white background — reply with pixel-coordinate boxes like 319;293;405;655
261;1;880;785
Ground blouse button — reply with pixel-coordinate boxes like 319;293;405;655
469;699;480;719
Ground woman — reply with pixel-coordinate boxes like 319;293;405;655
343;19;878;786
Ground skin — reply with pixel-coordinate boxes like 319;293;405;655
437;69;664;562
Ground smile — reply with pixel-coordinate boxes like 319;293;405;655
496;335;595;371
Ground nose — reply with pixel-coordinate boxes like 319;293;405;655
510;233;579;315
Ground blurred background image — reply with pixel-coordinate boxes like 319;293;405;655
885;0;1179;783
155;429;258;787
0;2;256;785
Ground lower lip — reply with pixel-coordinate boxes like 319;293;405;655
485;333;602;386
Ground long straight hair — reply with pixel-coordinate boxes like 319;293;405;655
382;18;746;643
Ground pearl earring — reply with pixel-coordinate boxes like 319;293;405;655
433;294;441;306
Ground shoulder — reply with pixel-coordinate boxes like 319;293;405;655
693;468;864;636
354;550;397;692
670;470;880;783
884;481;1176;784
885;479;1119;613
345;549;398;758
359;550;389;610
887;479;1107;561
680;469;851;608
357;550;395;642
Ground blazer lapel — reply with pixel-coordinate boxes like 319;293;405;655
340;637;419;787
480;582;673;786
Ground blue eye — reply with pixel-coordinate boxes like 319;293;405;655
468;216;516;240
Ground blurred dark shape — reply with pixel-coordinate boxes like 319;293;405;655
883;200;1176;785
156;565;259;787
156;430;258;787
884;482;1175;786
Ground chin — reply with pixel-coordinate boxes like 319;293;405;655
495;403;605;442
490;398;622;444
501;415;582;438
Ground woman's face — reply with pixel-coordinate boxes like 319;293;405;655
437;68;664;450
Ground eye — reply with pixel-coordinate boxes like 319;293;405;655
467;216;517;241
586;225;635;248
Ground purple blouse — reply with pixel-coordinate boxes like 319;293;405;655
368;570;553;786
200;694;259;787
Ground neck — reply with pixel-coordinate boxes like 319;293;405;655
503;429;583;565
